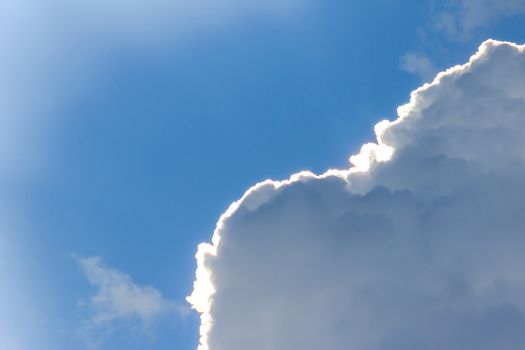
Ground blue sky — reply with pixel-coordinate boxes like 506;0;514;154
2;1;525;349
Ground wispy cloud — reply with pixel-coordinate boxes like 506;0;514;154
76;256;187;347
400;0;525;80
399;52;437;81
433;0;525;41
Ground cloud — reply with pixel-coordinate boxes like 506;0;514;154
400;52;438;81
77;256;186;346
188;40;525;350
401;0;525;79
433;0;525;40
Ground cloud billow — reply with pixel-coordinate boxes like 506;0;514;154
188;40;525;350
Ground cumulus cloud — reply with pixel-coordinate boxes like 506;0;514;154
188;40;525;350
77;256;186;345
434;0;525;40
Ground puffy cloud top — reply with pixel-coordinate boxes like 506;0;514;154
188;40;525;350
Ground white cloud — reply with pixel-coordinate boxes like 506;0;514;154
188;40;525;350
401;0;525;78
434;0;525;40
77;256;186;345
400;52;437;81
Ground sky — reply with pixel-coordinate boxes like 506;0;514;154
2;1;525;349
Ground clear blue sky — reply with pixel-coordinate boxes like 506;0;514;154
2;1;525;349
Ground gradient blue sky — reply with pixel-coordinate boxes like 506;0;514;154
2;1;525;349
